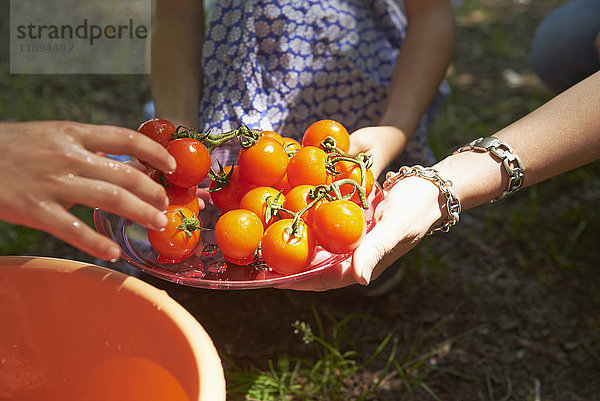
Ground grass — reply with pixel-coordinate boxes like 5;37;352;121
225;305;481;401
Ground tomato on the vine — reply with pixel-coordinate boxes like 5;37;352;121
333;160;374;204
137;118;176;168
239;186;285;227
138;118;176;148
147;205;201;262
223;253;255;266
281;137;302;157
209;165;257;212
237;137;288;187
214;209;264;260
302;119;350;153
286;146;333;187
167;138;211;188
261;130;285;145
166;185;200;216
272;171;292;195
260;219;317;275
281;184;325;226
312;199;366;254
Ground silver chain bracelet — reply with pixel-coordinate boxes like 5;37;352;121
454;136;524;202
383;165;461;235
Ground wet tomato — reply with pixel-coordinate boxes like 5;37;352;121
223;253;255;266
281;184;325;226
137;118;176;168
167;138;211;188
260;219;317;275
237;137;288;186
286;146;333;187
333;160;374;204
239;186;285;227
272;171;292;195
209;165;257;212
312;199;366;254
166;186;200;216
138;118;176;148
147;205;201;262
302;119;350;153
214;209;264;260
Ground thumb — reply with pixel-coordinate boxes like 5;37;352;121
351;219;402;285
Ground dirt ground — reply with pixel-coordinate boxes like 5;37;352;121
8;0;600;400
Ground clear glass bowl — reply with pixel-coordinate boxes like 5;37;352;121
94;182;384;290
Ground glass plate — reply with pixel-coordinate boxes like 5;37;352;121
94;182;384;289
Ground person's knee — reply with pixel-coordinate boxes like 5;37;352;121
529;0;600;92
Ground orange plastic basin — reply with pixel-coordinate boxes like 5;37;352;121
0;256;225;401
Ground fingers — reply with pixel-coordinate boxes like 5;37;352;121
69;152;169;211
73;123;177;173
351;220;398;285
56;176;168;232
348;126;406;179
32;203;123;261
196;187;210;210
348;128;372;155
351;177;441;285
276;260;355;291
123;158;148;172
351;218;421;285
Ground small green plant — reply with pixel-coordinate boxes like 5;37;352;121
226;305;397;401
226;305;481;401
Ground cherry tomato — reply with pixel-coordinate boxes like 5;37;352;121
166;186;200;216
223;253;255;266
333;160;374;204
137;118;176;168
261;130;285;145
281;184;325;226
302;119;350;153
272;171;292;195
209;165;257;212
237;137;288;186
167;138;211;188
150;169;171;186
147;205;201;261
214;209;264;260
312;199;366;254
138;118;176;148
260;219;317;275
239;186;285;227
286;146;333;187
281;137;302;157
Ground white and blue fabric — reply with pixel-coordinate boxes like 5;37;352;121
147;0;450;170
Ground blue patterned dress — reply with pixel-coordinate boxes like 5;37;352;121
163;0;449;169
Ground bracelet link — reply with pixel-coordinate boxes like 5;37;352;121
383;165;461;235
455;136;524;201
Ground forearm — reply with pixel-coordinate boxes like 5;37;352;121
150;0;203;128
435;70;600;210
379;0;454;133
